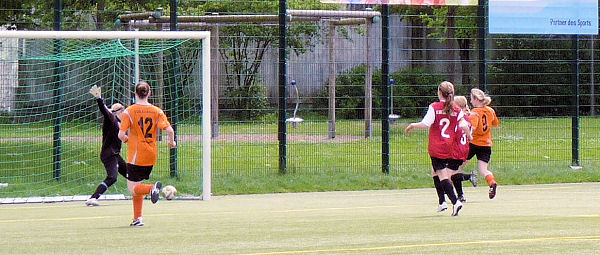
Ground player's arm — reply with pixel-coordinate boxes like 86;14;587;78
459;119;472;141
469;112;480;130
118;130;128;143
90;85;111;118
96;98;114;121
405;105;434;134
157;109;176;148
118;110;131;143
164;126;176;148
491;109;500;127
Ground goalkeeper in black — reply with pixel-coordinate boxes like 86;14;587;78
86;85;127;206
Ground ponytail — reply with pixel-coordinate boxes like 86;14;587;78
136;81;150;99
454;95;470;115
471;88;492;106
439;81;455;116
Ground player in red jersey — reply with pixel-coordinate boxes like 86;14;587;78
405;81;468;216
450;96;477;202
430;95;474;212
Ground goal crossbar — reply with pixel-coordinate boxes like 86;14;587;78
0;30;212;200
0;30;210;40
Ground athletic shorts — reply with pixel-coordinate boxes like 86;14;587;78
430;157;462;171
467;143;492;163
447;159;464;171
126;163;153;182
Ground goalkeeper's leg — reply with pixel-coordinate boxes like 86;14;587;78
87;156;119;206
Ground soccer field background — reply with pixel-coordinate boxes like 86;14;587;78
2;117;600;198
1;182;598;255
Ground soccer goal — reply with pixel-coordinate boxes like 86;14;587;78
0;30;212;201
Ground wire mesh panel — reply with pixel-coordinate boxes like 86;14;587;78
0;34;207;197
1;1;599;198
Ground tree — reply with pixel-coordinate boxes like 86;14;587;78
1;0;165;30
192;0;334;119
390;5;478;86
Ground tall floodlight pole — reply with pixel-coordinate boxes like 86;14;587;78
278;0;288;174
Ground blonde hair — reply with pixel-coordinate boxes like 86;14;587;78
471;88;492;106
438;81;455;116
454;96;470;114
110;103;124;113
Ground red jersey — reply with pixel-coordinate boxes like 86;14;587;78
422;102;464;159
452;113;471;161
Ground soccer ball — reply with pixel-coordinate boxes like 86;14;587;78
161;185;177;200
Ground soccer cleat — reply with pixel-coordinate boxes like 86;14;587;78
469;171;478;187
85;198;99;206
130;217;144;227
151;181;162;204
451;200;463;216
437;202;448;213
489;182;498;199
458;195;466;203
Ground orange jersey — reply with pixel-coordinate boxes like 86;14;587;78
470;106;499;147
120;104;171;166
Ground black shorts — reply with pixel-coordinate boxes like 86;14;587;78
467;144;492;163
126;164;153;182
101;155;127;180
447;159;464;171
431;157;463;171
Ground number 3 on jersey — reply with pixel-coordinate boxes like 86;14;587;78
439;118;450;138
138;117;154;138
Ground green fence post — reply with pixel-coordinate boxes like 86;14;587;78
278;0;287;174
477;0;487;91
571;35;581;168
52;0;63;180
381;5;390;174
169;0;179;178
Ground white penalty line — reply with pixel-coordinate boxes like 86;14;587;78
236;235;600;255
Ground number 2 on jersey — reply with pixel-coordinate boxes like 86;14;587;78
138;117;153;138
439;118;450;138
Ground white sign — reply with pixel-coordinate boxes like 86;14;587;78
489;0;598;35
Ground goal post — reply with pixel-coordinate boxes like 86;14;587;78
0;30;212;200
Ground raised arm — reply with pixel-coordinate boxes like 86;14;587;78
90;85;111;119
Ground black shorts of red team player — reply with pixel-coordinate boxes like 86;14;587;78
126;164;154;182
430;157;463;171
467;143;492;163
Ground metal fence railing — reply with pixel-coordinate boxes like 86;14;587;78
1;1;599;197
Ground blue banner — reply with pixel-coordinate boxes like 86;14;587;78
489;0;598;35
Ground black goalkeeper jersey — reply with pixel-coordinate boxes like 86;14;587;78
96;98;122;161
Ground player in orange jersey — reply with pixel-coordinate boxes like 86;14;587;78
461;88;500;199
118;81;176;226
